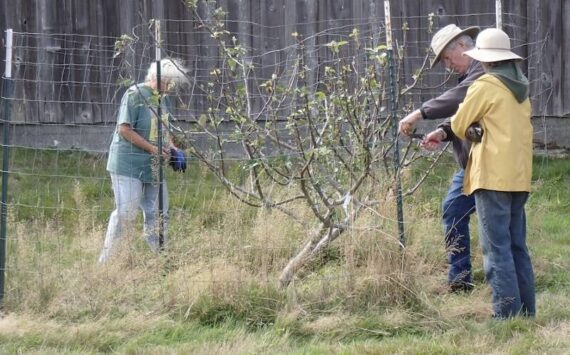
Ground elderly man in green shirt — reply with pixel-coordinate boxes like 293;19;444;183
99;58;188;263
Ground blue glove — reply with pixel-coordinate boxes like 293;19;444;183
169;148;186;173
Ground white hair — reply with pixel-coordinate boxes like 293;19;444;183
145;58;189;85
446;34;475;50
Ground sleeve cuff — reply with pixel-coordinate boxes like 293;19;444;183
436;124;455;142
419;107;428;119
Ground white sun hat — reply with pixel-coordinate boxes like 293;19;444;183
430;24;480;68
463;28;522;62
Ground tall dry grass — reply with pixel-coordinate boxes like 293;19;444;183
1;155;569;353
3;164;493;335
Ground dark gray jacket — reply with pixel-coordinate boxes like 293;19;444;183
419;60;485;168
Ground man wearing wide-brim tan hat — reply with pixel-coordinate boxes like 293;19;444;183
450;28;535;319
430;24;480;68
398;24;484;294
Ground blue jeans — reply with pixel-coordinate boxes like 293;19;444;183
475;190;535;318
442;170;476;286
99;173;169;263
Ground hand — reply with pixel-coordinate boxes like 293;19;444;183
420;129;446;151
150;146;170;160
399;110;422;136
162;147;171;160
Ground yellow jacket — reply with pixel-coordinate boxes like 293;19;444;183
451;74;533;195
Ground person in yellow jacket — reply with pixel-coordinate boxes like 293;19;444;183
450;28;535;318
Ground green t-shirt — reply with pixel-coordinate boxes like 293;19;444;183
106;83;171;182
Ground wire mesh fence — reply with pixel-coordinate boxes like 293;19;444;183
0;2;558;317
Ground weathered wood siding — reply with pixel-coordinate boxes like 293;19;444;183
0;0;567;125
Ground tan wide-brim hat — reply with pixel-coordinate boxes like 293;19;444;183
463;28;522;62
430;24;480;68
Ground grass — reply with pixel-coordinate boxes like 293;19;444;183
0;148;569;354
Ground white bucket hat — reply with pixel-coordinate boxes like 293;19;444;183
463;28;522;62
430;24;480;68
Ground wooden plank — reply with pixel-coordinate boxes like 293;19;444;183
327;0;353;57
395;0;430;111
527;0;562;116
282;0;297;69
562;0;570;116
2;0;36;124
526;0;542;116
94;0;114;124
65;0;96;124
501;1;531;118
36;0;62;123
162;1;194;121
182;3;201;122
545;0;563;116
503;0;528;61
100;1;123;124
194;0;221;116
295;0;319;95
116;0;139;84
235;0;252;52
350;0;367;75
259;0;284;81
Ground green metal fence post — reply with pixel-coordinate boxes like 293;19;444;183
1;28;14;306
155;21;165;250
384;2;406;247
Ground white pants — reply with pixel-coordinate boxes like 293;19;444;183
99;173;168;263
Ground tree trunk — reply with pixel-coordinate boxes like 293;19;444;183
278;222;346;287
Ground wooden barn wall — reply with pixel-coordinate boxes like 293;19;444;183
0;0;566;125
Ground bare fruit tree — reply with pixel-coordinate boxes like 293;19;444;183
120;1;446;287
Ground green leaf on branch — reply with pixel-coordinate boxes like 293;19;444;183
113;34;134;58
325;40;349;54
183;0;198;9
228;58;237;72
198;114;208;127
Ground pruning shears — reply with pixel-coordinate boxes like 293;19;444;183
409;132;425;140
406;128;425;140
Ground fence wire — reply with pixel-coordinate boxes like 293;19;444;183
0;8;559;314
